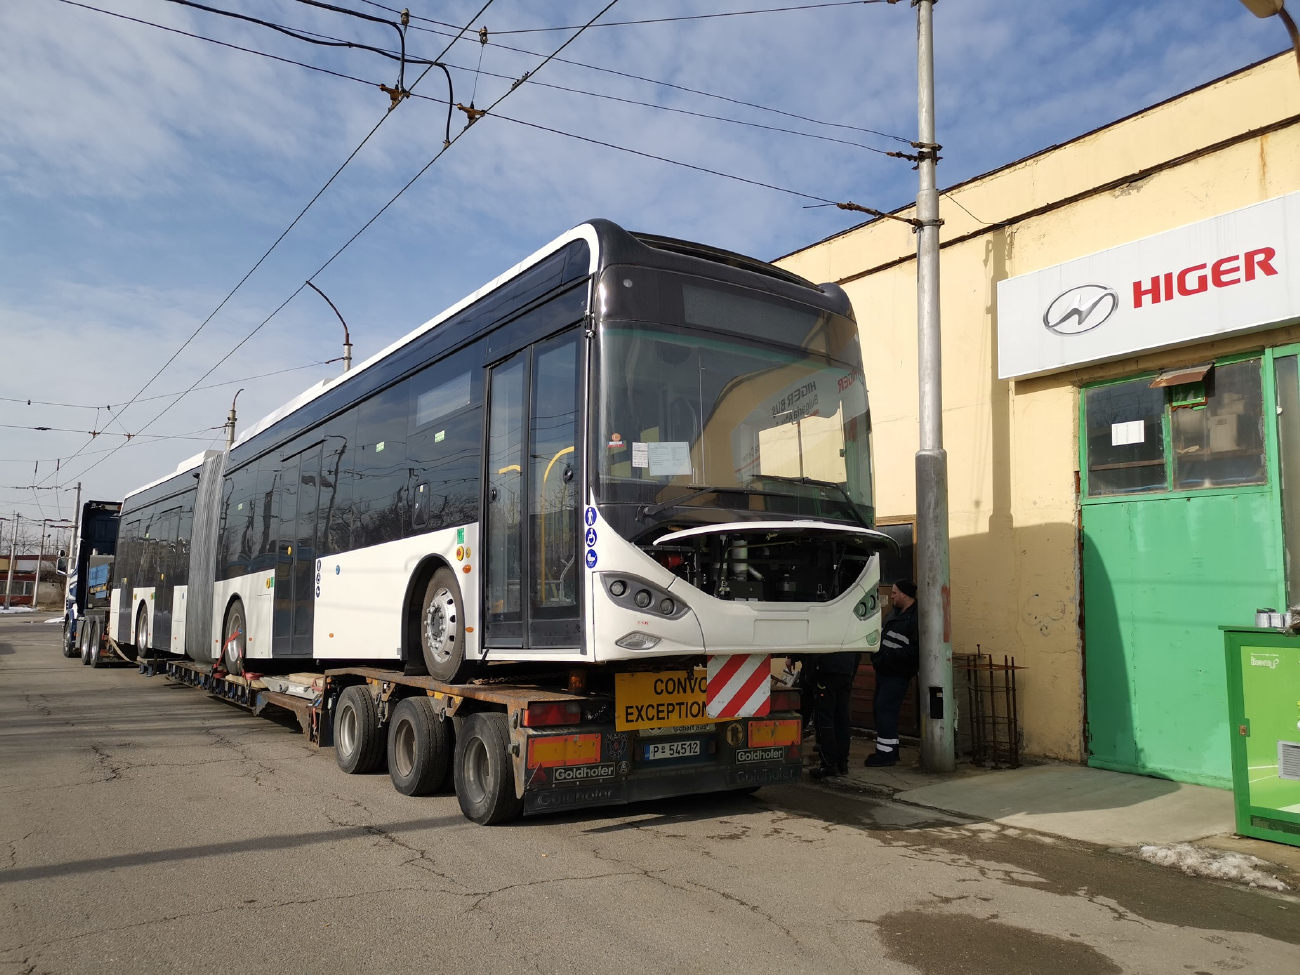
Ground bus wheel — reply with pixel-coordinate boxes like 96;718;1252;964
335;685;384;774
134;607;149;657
87;622;103;669
454;712;523;825
222;601;246;675
420;568;474;683
62;620;78;658
388;697;451;796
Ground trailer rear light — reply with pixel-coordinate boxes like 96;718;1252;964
770;688;800;712
523;701;583;727
526;733;601;767
747;718;801;748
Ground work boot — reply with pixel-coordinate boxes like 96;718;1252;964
864;751;897;768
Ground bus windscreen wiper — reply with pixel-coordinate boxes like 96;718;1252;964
749;474;869;528
639;484;764;519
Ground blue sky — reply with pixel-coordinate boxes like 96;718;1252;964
0;0;1289;528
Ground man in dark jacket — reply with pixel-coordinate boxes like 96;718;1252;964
865;579;919;767
807;649;860;779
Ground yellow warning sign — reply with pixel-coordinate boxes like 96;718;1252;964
614;669;718;732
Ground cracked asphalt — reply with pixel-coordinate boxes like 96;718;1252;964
2;617;1299;974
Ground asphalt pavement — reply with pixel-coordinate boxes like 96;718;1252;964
2;616;1298;974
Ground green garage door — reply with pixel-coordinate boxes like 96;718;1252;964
1081;357;1283;788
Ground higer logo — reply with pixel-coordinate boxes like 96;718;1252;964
1043;285;1119;335
1133;247;1279;309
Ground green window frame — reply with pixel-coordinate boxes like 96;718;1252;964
1079;353;1274;504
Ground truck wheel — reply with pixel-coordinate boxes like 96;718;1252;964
62;620;78;658
87;622;103;669
420;568;475;684
335;685;384;774
454;711;523;825
80;620;94;665
222;600;246;676
388;697;451;796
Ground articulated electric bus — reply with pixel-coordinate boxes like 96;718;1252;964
110;220;890;681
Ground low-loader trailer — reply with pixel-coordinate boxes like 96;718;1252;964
124;654;803;825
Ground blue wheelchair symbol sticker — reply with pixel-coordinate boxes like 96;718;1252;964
585;506;597;527
585;527;597;547
585;549;598;568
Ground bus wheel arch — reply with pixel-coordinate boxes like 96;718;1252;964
401;556;452;675
418;566;476;684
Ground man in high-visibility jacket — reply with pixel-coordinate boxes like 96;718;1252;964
865;579;919;767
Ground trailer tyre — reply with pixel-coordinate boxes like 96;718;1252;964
87;621;103;669
454;712;523;825
80;620;94;665
387;697;451;796
335;685;384;775
420;568;475;684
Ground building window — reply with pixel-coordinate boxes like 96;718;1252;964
1170;360;1266;490
1084;358;1265;498
1084;380;1166;496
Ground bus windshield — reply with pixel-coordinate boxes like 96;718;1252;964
595;322;873;529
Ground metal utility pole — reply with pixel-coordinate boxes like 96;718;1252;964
1238;0;1300;81
36;521;47;610
4;513;18;611
914;0;955;772
69;481;82;562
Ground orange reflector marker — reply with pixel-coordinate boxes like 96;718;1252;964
526;733;601;768
462;564;471;573
747;718;800;748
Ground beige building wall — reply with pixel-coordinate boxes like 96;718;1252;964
776;53;1300;761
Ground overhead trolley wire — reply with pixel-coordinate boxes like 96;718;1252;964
0;360;338;412
41;0;495;488
358;0;911;145
63;1;909;151
61;2;907;157
51;0;615;489
367;1;890;35
54;0;383;87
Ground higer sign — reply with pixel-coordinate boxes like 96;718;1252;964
1131;247;1278;308
997;190;1300;379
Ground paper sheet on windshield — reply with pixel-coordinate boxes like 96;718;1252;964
645;441;691;476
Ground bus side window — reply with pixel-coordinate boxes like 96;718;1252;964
407;344;484;535
355;379;411;549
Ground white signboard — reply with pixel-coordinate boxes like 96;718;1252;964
996;190;1300;379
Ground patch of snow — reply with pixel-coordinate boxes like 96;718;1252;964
1137;843;1290;892
0;607;36;615
44;617;64;624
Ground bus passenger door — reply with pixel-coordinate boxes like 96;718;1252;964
273;453;299;656
485;354;526;648
527;332;581;648
154;507;181;650
291;445;322;656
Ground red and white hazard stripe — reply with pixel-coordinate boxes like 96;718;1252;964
706;653;771;719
